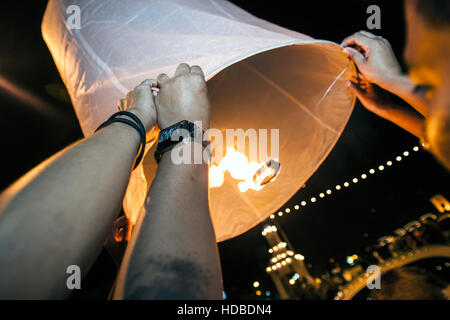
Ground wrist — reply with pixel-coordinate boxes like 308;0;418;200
159;118;209;131
376;74;429;117
376;73;413;92
125;108;156;134
108;120;141;144
155;120;209;164
95;111;147;169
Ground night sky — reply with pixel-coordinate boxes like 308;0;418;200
0;0;448;299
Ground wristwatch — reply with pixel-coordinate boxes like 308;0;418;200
154;120;207;164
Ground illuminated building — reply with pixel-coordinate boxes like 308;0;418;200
261;223;316;299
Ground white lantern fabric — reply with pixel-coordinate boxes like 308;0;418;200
42;0;356;242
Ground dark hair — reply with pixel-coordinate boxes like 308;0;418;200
412;0;450;27
369;266;447;300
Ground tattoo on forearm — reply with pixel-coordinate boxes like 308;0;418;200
124;254;214;299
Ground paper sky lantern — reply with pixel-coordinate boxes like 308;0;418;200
42;0;356;242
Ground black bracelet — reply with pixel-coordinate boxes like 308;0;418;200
95;111;146;169
113;111;146;135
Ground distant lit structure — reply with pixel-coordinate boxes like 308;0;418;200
262;223;318;299
334;194;450;300
263;194;450;300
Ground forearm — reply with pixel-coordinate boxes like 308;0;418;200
377;74;429;117
0;122;140;298
378;103;425;139
115;142;222;300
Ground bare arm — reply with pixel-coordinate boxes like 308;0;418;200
114;64;223;300
347;79;425;139
373;73;429;117
342;31;429;117
0;80;157;299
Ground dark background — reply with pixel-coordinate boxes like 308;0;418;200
0;0;448;299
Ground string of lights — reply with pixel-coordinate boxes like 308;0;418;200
269;145;421;220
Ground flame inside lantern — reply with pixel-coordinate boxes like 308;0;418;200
209;148;280;193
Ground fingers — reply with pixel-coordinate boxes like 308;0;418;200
190;65;205;77
125;90;135;106
118;98;125;111
344;47;367;69
347;80;372;110
175;63;190;76
347;80;378;110
157;64;205;88
157;73;170;88
121;79;157;110
347;80;388;116
134;79;156;107
136;79;157;94
341;31;375;54
359;30;380;39
138;78;160;96
137;78;157;88
347;80;366;97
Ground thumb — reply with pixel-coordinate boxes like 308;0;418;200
135;79;156;107
344;47;366;70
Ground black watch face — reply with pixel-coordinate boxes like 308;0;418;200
157;121;196;154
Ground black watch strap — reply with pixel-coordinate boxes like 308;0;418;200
154;120;205;164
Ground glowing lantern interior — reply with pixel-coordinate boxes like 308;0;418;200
42;0;356;242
